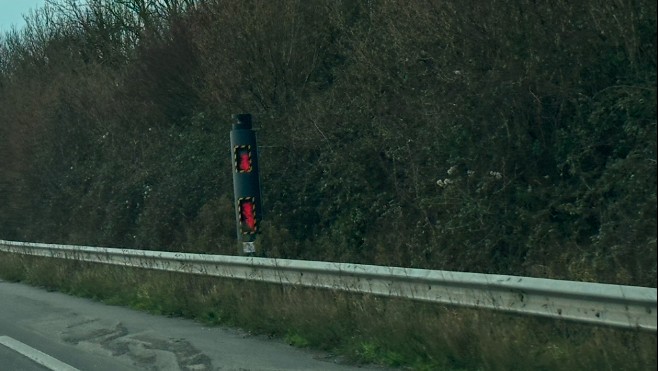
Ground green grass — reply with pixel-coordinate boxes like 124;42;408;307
1;252;656;370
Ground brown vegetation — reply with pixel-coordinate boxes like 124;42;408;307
0;1;655;285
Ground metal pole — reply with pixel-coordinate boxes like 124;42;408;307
230;114;263;255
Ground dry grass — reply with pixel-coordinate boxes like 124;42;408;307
1;252;655;370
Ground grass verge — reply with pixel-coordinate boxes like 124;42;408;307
0;252;656;370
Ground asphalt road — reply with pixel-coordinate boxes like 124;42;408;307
0;280;387;371
0;340;50;371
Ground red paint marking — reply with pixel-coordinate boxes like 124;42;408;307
241;201;256;230
239;152;250;171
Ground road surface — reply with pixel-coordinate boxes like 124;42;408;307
0;279;387;370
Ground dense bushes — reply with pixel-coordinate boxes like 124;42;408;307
0;0;655;286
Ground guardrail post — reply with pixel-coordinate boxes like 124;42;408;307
230;113;263;255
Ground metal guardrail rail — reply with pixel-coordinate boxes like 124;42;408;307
0;239;656;332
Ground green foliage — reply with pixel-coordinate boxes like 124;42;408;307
284;331;310;348
0;253;26;282
0;0;656;288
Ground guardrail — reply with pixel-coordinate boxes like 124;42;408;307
0;239;656;332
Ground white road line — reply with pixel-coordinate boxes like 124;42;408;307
0;336;80;371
